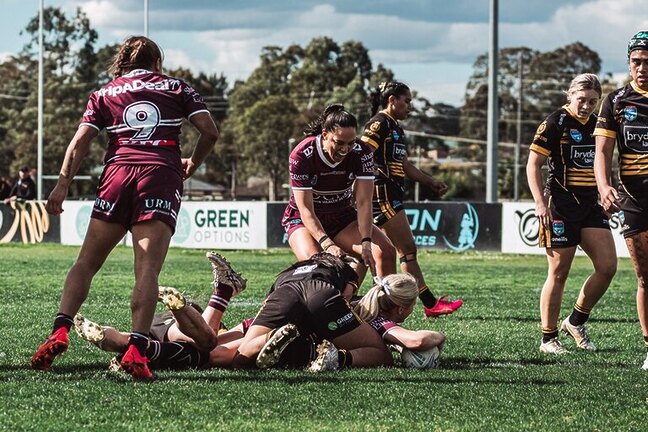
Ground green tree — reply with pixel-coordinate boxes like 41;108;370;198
225;37;391;199
235;95;298;200
460;42;602;199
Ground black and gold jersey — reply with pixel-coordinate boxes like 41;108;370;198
530;105;597;201
594;81;648;190
360;112;406;189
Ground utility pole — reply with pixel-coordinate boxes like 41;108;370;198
486;0;499;203
144;0;149;37
514;51;523;201
37;0;44;200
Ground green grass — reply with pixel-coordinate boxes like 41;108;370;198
1;244;647;431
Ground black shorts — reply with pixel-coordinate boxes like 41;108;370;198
372;181;405;226
617;188;648;238
539;194;610;248
252;280;362;341
148;340;209;370
148;302;204;342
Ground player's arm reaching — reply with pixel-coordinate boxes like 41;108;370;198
182;112;219;179
353;178;376;274
293;188;345;257
46;125;98;215
402;155;448;196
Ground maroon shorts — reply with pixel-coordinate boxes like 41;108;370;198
281;205;357;240
92;164;183;232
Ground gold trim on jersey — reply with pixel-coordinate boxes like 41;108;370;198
567;167;596;186
539;222;551;248
529;144;551;157
593;127;616;139
360;136;379;150
387;162;405;177
620;153;648;176
375;184;396;219
630;80;648;98
564;105;590;125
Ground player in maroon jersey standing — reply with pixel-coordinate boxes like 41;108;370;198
30;36;219;380
282;104;396;281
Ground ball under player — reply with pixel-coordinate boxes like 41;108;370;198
282;104;396;282
353;273;446;360
361;81;463;318
527;73;616;354
594;31;648;370
30;36;219;380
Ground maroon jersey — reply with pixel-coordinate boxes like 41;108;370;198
287;135;374;215
368;315;399;339
81;69;209;171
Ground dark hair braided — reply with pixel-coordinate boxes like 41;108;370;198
108;36;163;78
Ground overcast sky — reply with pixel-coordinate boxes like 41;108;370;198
1;0;647;106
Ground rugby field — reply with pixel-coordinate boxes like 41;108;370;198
0;244;646;431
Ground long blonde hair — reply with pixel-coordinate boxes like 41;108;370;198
354;273;418;322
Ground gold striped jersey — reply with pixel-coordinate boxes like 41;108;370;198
530;105;597;200
594;81;648;189
360;112;406;189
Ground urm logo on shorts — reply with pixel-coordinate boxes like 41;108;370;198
624;106;637;122
552;220;565;236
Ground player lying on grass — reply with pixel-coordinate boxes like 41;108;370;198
73;251;247;373
254;273;447;371
76;253;445;371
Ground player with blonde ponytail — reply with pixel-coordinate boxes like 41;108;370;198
355;273;445;355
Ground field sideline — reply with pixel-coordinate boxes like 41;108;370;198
0;244;646;431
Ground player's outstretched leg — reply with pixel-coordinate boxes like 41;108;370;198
256;324;300;369
158;286;186;311
74;314;106;346
206;251;247;296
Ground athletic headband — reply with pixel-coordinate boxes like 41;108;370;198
628;31;648;56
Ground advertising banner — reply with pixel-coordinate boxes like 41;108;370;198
60;200;268;249
267;201;502;252
167;201;267;249
500;202;629;257
405;202;501;251
0;201;60;244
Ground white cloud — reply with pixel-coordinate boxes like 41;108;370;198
61;0;648;105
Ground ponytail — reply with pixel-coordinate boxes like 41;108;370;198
304;104;358;137
369;81;411;116
109;36;163;78
354;273;418;322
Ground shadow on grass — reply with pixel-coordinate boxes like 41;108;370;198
464;315;637;324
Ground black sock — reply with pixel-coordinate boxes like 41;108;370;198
569;304;591;326
53;313;74;332
418;287;437;309
338;349;353;369
644;336;648;351
542;328;559;343
128;332;149;357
